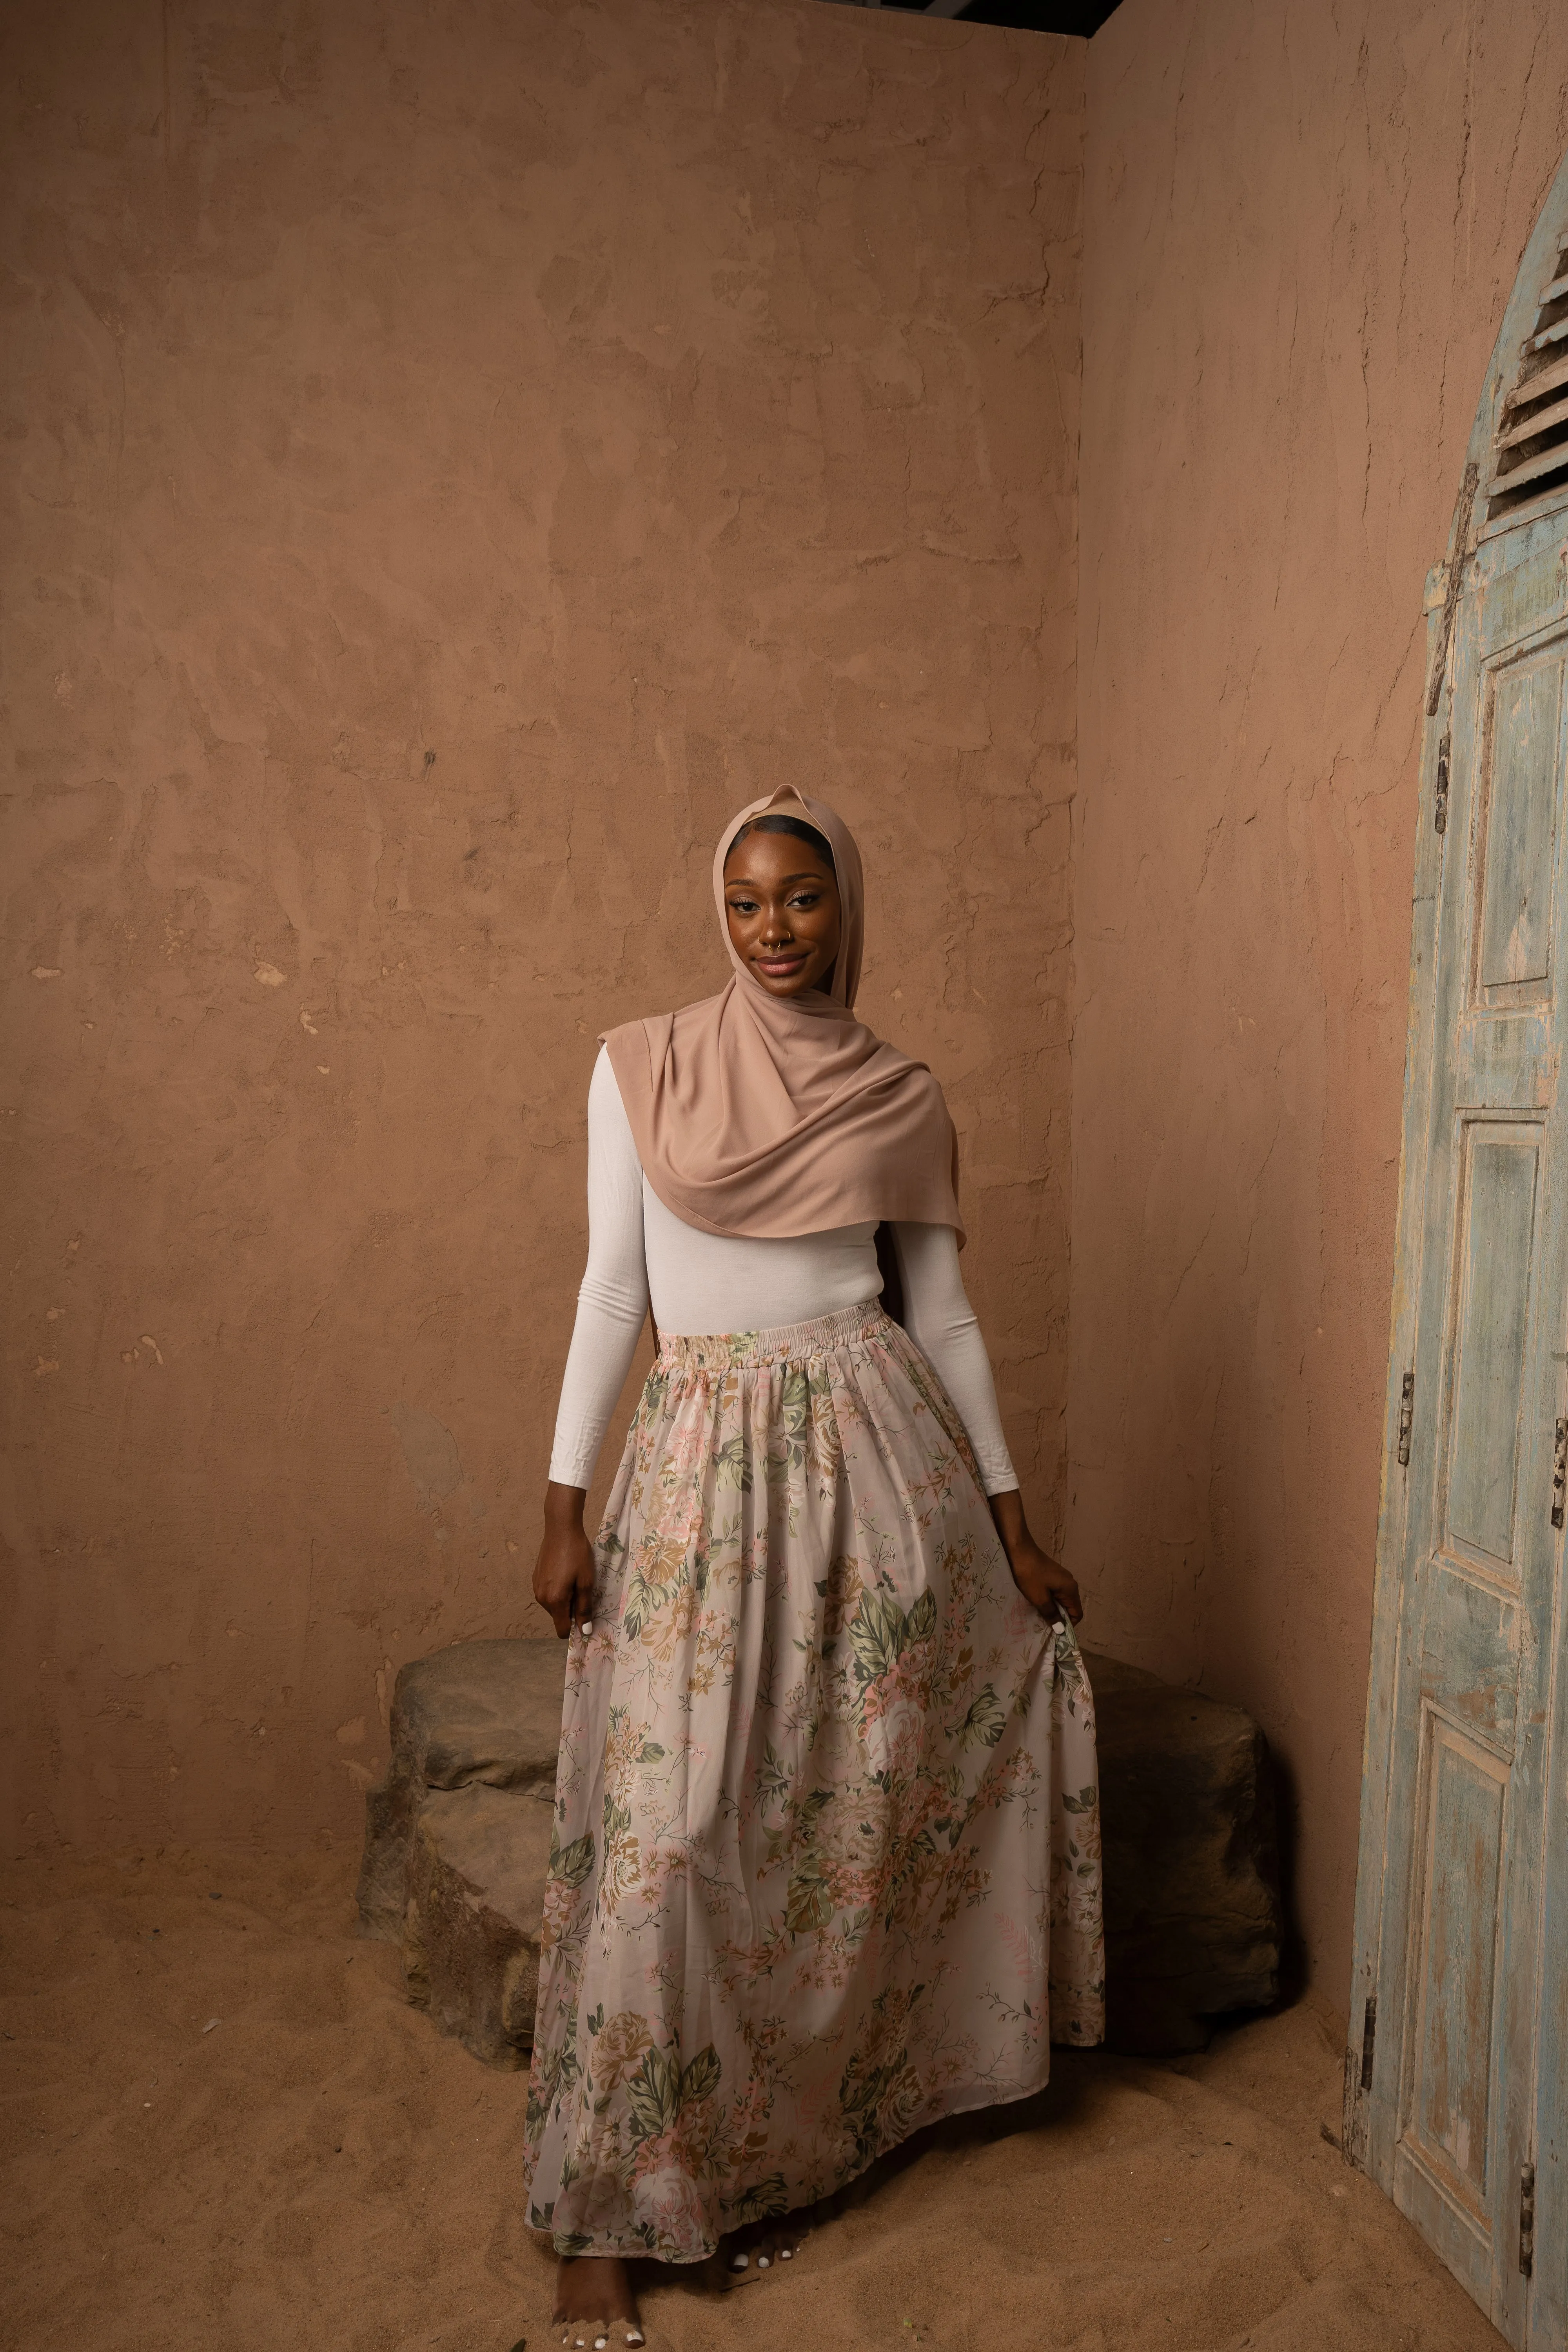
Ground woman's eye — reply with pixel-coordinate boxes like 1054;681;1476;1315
729;896;759;914
789;892;820;909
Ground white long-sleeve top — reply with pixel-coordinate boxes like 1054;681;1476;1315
548;1049;1019;1496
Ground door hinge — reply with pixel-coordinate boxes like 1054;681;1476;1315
1359;1995;1377;2092
1553;1421;1567;1528
1520;2161;1535;2278
1397;1375;1415;1468
1434;732;1451;834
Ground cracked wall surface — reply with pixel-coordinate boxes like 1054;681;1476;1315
1;0;1082;1847
1073;0;1568;1998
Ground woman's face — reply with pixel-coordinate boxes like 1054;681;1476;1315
722;829;842;999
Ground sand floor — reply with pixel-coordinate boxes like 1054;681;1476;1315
1;1843;1507;2352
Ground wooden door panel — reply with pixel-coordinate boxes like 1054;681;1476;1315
1454;1013;1552;1110
1349;160;1568;2352
1443;1124;1541;1571
1401;1708;1509;2214
1417;1565;1521;1752
1475;652;1564;1001
1354;516;1568;2350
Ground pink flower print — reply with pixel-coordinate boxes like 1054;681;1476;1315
630;2163;711;2259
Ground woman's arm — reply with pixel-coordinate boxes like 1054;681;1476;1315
534;1050;649;1638
893;1221;1082;1624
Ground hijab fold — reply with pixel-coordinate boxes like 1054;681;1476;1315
603;788;963;1243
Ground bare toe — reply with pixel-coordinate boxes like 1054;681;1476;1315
723;2214;808;2285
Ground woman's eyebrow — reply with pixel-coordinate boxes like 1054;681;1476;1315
725;869;829;888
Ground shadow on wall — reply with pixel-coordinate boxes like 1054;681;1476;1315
1269;1745;1307;2005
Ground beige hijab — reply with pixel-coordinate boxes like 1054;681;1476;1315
603;788;963;1242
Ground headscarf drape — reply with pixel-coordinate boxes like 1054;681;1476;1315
602;788;964;1242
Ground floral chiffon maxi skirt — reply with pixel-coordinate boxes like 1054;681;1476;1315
522;1300;1104;2261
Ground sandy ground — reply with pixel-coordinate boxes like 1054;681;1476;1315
1;1844;1506;2352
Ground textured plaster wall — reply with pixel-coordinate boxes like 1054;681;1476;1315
2;0;1082;1847
1073;0;1568;1996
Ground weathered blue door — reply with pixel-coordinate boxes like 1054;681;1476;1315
1348;154;1568;2352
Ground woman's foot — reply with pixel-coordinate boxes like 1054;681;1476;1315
553;2254;644;2349
721;2211;808;2285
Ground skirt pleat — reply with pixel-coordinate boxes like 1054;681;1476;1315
522;1301;1104;2261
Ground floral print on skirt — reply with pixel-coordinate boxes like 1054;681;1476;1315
523;1300;1104;2261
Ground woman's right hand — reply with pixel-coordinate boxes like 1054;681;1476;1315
533;1482;597;1638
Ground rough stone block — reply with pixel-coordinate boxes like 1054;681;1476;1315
355;1636;566;1943
1083;1650;1282;2054
361;1635;1280;2071
356;1639;567;2064
401;1780;556;2070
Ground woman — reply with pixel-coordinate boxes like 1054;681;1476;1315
527;789;1103;2350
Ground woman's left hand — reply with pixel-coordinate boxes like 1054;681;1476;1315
988;1489;1083;1625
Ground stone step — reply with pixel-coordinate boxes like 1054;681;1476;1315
1083;1650;1282;2053
355;1636;567;1944
402;1781;556;2071
358;1636;1282;2068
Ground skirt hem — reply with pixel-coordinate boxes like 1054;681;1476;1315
530;2052;1079;2264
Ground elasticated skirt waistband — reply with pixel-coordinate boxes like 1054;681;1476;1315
655;1297;893;1374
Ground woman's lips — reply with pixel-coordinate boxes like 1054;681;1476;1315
755;953;807;976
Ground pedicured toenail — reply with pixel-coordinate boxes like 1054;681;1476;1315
731;2252;749;2269
780;2248;792;2259
757;2254;770;2268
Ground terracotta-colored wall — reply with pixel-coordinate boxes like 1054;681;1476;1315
2;0;1082;1848
1073;0;1568;1996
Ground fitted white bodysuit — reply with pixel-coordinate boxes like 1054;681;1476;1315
548;1048;1018;1496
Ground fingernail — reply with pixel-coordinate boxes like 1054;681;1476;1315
581;1621;593;1638
595;2337;608;2348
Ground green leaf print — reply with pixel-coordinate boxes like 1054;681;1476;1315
904;1588;937;1648
764;1369;813;1485
955;1685;1006;1751
550;1828;597;1891
626;2042;684;2141
680;2044;722;2105
1060;1785;1098;1813
755;1741;794;1809
849;1589;907;1684
846;1583;938;1688
622;1572;652;1640
713;1434;754;1492
624;2040;724;2142
784;1854;835;1935
732;2174;790;2224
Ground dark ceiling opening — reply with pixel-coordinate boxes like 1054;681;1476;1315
824;0;1123;36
